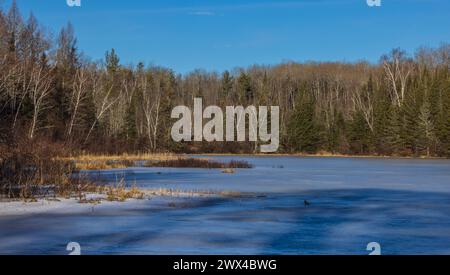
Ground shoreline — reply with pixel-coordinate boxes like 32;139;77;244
197;153;448;160
0;194;204;217
68;152;448;162
0;189;245;217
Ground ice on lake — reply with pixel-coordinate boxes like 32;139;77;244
1;156;450;255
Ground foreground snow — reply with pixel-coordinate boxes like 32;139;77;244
0;192;214;217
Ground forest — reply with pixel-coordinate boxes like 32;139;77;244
1;1;450;157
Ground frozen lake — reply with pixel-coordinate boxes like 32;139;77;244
1;156;450;255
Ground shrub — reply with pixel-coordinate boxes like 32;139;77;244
0;137;97;200
145;158;253;169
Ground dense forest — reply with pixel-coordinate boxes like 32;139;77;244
1;2;449;157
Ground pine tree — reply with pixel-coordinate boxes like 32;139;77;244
324;109;345;153
417;99;435;156
237;72;253;102
442;115;450;157
221;70;233;105
373;83;392;154
383;106;403;154
6;0;22;54
286;94;319;153
438;81;450;156
123;104;137;141
401;92;421;155
106;48;120;74
347;111;371;154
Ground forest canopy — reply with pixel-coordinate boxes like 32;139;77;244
0;1;449;157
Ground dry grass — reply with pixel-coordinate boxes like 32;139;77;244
106;186;145;202
143;188;243;198
66;153;184;162
145;158;253;169
144;188;205;197
66;153;187;171
222;168;235;174
75;160;135;171
217;190;243;198
104;178;145;202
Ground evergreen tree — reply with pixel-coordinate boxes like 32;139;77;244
437;81;450;156
220;70;233;105
123;103;137;141
237;72;253;102
347;111;371;154
6;0;22;54
106;48;120;74
417;98;435;156
401;92;421;155
382;106;403;154
286;94;319;153
373;86;392;154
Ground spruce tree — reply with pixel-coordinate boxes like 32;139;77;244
438;81;450;156
417;99;435;156
286;94;318;153
123;104;137;141
237;72;253;102
347;111;371;154
373;84;392;154
221;70;233;105
384;106;403;154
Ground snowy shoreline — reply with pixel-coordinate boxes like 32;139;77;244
0;192;218;217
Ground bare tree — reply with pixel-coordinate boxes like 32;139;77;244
139;71;162;151
66;67;89;138
28;65;53;139
383;49;413;107
352;86;374;133
84;72;120;143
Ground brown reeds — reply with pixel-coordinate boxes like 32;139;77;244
144;158;253;169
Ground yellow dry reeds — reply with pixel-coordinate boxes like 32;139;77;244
67;153;185;162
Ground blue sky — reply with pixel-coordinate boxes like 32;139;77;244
4;0;450;74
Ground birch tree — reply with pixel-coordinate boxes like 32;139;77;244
383;49;413;107
139;71;162;151
66;67;89;138
84;72;120;143
29;65;53;139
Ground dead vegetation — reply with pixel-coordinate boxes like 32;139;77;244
0;137;99;200
145;158;253;169
105;178;144;202
0;137;245;203
67;153;183;162
74;160;135;171
66;153;185;170
222;168;236;174
143;188;243;198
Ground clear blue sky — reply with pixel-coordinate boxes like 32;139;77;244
4;0;450;74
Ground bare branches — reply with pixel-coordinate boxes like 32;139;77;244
84;72;120;144
383;49;413;107
66;67;89;138
139;71;162;151
352;86;374;133
28;64;54;139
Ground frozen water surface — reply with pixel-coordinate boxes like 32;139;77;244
1;156;450;254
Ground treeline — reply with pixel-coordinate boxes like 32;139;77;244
0;2;449;157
